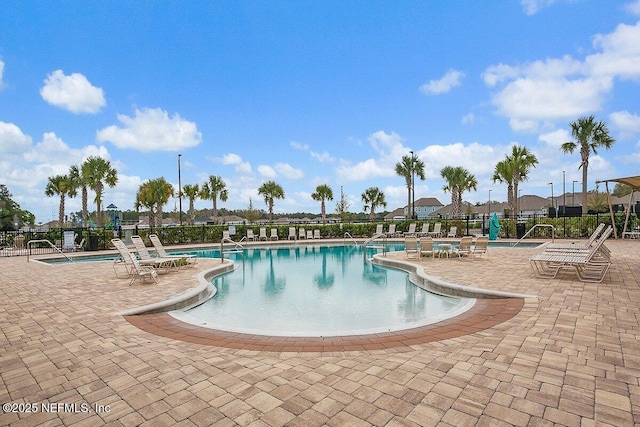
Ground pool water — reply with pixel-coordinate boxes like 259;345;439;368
171;244;473;337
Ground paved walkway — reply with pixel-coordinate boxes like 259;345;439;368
1;239;639;426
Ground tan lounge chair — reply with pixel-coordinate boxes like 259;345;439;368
111;238;157;279
447;226;457;238
404;223;417;237
417;223;430;237
471;236;488;259
429;222;442;238
455;236;473;258
375;224;383;236
404;237;419;259
128;252;159;286
131;235;178;273
386;224;398;238
419;237;434;259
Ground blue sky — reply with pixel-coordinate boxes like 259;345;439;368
1;0;640;223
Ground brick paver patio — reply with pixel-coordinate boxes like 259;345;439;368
1;239;639;426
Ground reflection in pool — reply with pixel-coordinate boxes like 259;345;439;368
171;244;474;337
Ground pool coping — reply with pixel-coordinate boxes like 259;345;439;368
121;248;535;352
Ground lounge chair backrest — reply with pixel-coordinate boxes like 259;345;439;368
421;223;429;234
586;223;606;246
131;235;153;260
433;223;441;234
259;228;267;239
448;226;457;237
388;224;396;234
307;230;313;239
314;229;321;239
271;228;278;238
474;236;489;254
247;229;255;240
299;228;306;238
149;234;169;257
289;227;296;237
420;237;433;250
408;223;416;233
128;252;159;285
586;226;612;259
376;224;383;235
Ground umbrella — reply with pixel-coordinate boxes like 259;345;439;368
489;212;501;241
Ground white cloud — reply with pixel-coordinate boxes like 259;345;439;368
485;22;640;133
290;140;335;163
539;129;570;148
0;121;32;154
462;113;475;125
221;153;242;165
40;70;106;114
520;0;560;16
97;107;202;152
626;0;640;15
275;163;304;180
420;69;465;95
336;131;406;182
610;110;640;137
0;59;5;91
258;165;276;178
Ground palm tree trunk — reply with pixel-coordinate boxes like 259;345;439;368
82;187;88;227
582;162;588;210
59;195;65;227
321;200;326;223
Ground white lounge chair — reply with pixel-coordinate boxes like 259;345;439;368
222;230;230;241
306;230;313;239
128;252;159;286
417;223;430;237
111;238;157;279
299;228;306;239
545;223;605;250
259;228;268;241
288;227;297;240
429;222;442;238
404;223;417;237
131;235;178;273
471;236;488;259
386;224;398;238
149;234;197;268
313;229;321;239
375;224;383;236
404;237;419;259
270;228;279;240
447;226;457;238
246;229;256;241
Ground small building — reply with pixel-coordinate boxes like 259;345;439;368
403;197;444;220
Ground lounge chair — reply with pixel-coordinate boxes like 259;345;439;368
270;229;279;241
417;223;430;237
545;223;605;250
313;229;321;239
111;238;157;279
128;252;159;286
131;235;178;273
149;234;197;268
288;227;297;240
246;229;256;241
306;230;313;239
454;236;473;258
375;224;383;236
222;230;230;241
447;226;457;238
404;223;417;237
299;228;307;239
419;237;434;259
259;228;268;241
386;224;398;238
471;236;488;258
404;237;419;259
529;226;612;282
429;222;442;238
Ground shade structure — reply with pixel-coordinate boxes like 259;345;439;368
596;175;640;239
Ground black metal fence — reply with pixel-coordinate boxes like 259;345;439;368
0;212;633;257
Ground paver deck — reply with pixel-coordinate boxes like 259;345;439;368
1;239;639;426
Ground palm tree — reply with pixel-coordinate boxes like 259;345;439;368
561;115;615;208
69;164;89;227
182;184;199;225
440;166;478;218
258;181;285;223
361;187;387;220
395;154;425;219
509;145;538;216
311;184;333;223
135;181;156;227
492;160;515;217
81;156;118;227
201;175;228;221
45;174;77;226
148;177;174;228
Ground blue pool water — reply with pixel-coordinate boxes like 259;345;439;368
171;244;473;337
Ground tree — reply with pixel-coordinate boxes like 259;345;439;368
149;177;174;228
69;164;89;227
361;187;387;220
395;154;425;219
440;166;478;218
244;198;261;224
0;185;33;230
509;145;538;216
81;156;118;227
311;184;333;223
258;181;285;223
135;181;156;227
201;175;228;221
561;115;615;208
492;160;515;217
45;174;77;226
335;188;351;220
612;183;632;198
182;184;200;225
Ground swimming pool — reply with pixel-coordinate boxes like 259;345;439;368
171;244;474;337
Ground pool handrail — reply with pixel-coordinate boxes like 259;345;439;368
343;232;359;246
27;239;73;263
220;237;245;263
363;233;387;257
512;224;555;246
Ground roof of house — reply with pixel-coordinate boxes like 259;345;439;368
412;197;444;207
